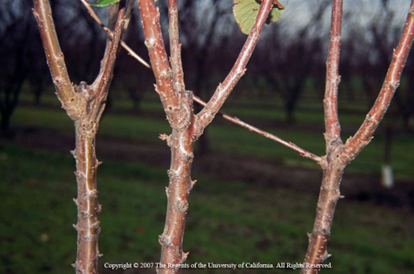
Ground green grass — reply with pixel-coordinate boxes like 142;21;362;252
219;103;368;127
10;106;414;180
0;144;413;274
19;91;370;127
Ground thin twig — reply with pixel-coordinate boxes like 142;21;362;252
121;40;151;69
192;96;321;162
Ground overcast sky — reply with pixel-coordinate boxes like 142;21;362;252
278;0;410;31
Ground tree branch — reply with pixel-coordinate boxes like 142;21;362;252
192;96;321;162
323;0;343;146
342;1;414;162
139;0;186;130
195;0;274;137
168;0;185;92
33;0;82;120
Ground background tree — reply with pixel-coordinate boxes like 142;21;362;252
111;13;152;113
0;0;35;133
256;1;329;124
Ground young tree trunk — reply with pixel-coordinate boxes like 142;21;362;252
72;120;102;273
138;0;274;272
302;139;345;273
159;122;195;272
302;1;414;272
34;1;131;273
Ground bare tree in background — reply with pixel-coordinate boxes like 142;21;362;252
178;0;232;154
0;0;33;133
257;2;329;124
27;24;51;106
53;0;107;84
112;13;152;113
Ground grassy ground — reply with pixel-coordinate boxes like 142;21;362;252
0;143;413;274
10;104;414;180
4;91;413;273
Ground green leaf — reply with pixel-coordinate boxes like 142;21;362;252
233;0;285;35
90;0;121;7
